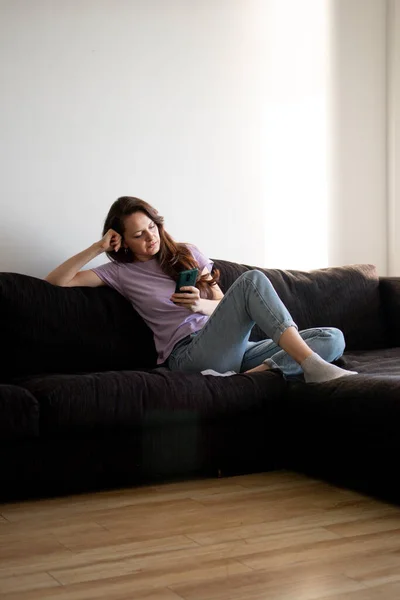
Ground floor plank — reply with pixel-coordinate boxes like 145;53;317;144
1;471;400;600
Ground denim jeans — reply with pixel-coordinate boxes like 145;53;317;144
167;270;345;376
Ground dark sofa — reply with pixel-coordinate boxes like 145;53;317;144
1;259;400;503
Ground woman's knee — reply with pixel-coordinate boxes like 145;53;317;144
239;269;271;286
323;327;345;360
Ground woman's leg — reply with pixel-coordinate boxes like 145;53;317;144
241;327;345;375
167;270;355;382
168;270;298;373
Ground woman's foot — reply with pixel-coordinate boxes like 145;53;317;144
244;352;357;382
301;352;357;383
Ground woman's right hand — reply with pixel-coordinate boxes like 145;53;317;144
97;229;122;253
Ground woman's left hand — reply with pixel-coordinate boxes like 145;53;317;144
171;286;201;313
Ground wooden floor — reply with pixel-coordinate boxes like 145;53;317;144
1;471;400;600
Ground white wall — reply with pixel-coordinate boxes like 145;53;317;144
0;0;390;277
328;0;387;274
0;0;269;277
262;0;330;271
388;0;400;275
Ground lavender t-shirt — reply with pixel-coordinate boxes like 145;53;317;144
92;245;213;364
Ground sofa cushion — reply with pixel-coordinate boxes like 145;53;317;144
213;260;386;351
285;347;400;442
282;348;400;496
0;385;39;441
338;347;400;376
0;273;157;381
19;369;285;438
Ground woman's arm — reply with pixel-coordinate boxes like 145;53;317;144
170;267;224;316
45;229;122;287
203;269;224;300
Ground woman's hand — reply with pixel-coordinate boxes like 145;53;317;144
97;229;122;253
171;286;201;312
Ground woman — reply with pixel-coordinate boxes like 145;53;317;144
45;196;356;382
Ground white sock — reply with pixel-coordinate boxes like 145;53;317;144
301;352;357;384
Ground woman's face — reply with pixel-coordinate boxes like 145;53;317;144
122;211;160;261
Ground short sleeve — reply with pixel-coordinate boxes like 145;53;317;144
91;261;124;296
187;245;214;273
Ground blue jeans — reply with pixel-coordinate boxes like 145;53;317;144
167;270;345;376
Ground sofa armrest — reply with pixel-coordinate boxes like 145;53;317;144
379;277;400;346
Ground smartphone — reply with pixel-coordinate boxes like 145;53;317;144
175;268;199;293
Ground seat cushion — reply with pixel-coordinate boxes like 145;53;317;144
339;347;400;377
19;369;285;438
0;385;39;441
282;349;400;496
213;260;386;351
285;348;400;433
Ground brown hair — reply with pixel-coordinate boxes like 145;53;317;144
103;196;220;298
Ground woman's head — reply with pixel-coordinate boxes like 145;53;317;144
103;197;162;263
103;196;219;296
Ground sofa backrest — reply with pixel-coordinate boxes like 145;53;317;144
213;260;386;351
0;273;157;382
0;261;386;381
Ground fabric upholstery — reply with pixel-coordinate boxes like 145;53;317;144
213;260;386;351
379;277;400;347
1;263;400;502
20;369;285;437
3;370;284;500
0;273;157;381
0;385;39;441
281;347;400;500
